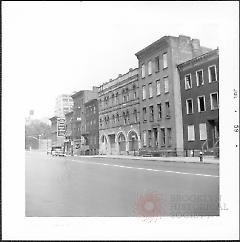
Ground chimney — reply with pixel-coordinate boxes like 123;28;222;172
191;39;202;57
118;74;122;77
129;68;133;72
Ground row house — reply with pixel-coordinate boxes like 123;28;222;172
98;68;140;155
177;48;219;156
135;35;212;156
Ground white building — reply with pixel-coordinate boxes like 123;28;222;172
54;94;74;117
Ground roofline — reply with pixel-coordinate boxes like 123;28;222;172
135;36;170;57
177;48;219;69
71;89;93;98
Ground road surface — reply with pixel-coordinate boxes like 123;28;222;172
26;151;219;217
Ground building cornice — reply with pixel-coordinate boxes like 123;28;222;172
177;48;219;71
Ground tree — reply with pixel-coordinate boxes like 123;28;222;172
25;119;51;149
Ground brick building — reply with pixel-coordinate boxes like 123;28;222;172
177;48;219;156
135;35;211;156
71;88;98;155
49;116;65;150
98;68;140;155
84;99;99;155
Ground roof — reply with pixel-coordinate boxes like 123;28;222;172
177;48;219;70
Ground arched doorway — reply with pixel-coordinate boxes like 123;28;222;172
118;133;126;152
128;130;139;151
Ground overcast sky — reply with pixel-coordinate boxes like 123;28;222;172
2;1;235;119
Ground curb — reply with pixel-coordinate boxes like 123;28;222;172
72;155;219;165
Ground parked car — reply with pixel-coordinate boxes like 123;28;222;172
52;148;66;157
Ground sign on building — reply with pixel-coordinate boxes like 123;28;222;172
57;118;66;137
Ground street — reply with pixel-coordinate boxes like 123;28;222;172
26;151;219;217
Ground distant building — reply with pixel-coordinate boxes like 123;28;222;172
135;35;211;156
54;94;74;117
63;111;73;155
49;116;65;150
177;48;219;155
71;88;98;155
84;99;99;155
98;68;140;155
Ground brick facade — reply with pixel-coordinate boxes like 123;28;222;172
177;49;219;155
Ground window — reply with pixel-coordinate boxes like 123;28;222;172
186;99;194;114
142;86;146;100
148;61;152;75
163;53;168;69
148;130;152;147
160;128;166;146
149;83;153;98
115;92;119;104
133;84;137;99
185;74;192;89
123;112;127;125
143;107;147;121
157;103;162;119
134;91;137;99
165;101;170;118
134;109;138;123
199;123;207;140
164;77;169;93
149;105;154;122
156;80;161;95
196;69;204;86
167;128;172;146
116;113;119;122
187;125;195;141
210;92;219;110
197;96;206;112
112;115;115;124
112;94;115;104
141;64;145;78
126;110;130;123
155;56;160;72
208;65;217;83
143;131;147;146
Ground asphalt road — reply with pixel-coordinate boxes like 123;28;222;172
25;151;219;217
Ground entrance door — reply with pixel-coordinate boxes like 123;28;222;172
118;133;126;152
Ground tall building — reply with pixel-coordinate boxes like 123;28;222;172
71;88;98;155
177;48;219;156
135;35;211;156
98;68;140;155
54;94;74;117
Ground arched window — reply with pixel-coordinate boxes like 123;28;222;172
133;109;137;123
126;110;130;123
112;114;115;124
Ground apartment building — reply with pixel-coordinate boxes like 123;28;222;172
54;94;73;117
135;35;211;156
177;49;219;155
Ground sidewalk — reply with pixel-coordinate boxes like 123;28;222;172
72;154;219;164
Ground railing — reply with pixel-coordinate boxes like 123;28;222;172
202;139;208;153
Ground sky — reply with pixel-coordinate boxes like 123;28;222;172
2;1;234;119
